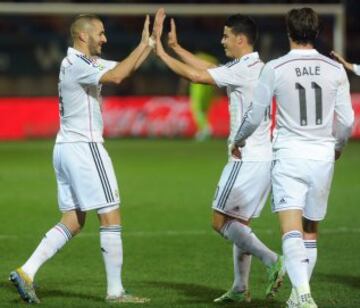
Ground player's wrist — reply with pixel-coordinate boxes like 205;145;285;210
234;139;246;148
171;43;181;52
148;37;156;49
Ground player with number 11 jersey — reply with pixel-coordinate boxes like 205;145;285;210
267;50;352;161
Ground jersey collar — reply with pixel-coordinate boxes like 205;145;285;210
289;49;319;55
67;47;85;57
238;52;259;63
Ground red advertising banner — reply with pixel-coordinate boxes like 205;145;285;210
0;95;359;140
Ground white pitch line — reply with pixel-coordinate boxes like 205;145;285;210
1;227;360;239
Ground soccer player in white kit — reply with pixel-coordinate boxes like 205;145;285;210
330;51;360;76
232;8;354;308
153;13;285;303
9;10;165;304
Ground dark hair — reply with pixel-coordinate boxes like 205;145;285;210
225;14;258;45
286;8;320;45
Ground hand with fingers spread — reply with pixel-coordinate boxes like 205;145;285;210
168;18;179;49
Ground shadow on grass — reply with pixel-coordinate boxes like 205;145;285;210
145;281;283;307
0;280;104;304
39;289;104;302
317;273;360;289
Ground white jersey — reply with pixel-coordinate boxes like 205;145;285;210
208;52;272;161
56;47;117;143
353;64;360;76
235;49;354;161
269;49;353;160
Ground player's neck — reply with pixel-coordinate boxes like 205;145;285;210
290;40;314;50
73;42;91;58
234;46;254;60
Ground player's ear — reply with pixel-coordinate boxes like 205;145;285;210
237;33;244;45
78;31;88;43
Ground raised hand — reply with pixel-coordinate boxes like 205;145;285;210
168;18;178;49
151;8;166;41
141;14;150;45
152;8;166;55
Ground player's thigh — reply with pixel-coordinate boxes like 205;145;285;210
212;160;271;220
304;160;334;221
53;144;79;212
271;159;308;212
62;142;120;211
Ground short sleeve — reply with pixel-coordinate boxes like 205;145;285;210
101;59;118;70
208;63;247;88
73;57;117;86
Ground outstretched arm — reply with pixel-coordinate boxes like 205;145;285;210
168;18;216;70
331;51;359;75
100;14;151;84
154;15;215;85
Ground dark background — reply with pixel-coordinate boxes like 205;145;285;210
0;0;358;96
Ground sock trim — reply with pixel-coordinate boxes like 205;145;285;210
100;225;122;233
304;240;317;249
55;223;72;240
282;230;302;241
220;219;236;236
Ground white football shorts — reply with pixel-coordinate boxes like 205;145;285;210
212;160;271;220
271;158;334;221
53;142;120;213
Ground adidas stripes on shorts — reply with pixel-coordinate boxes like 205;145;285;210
53;142;120;212
212;160;271;220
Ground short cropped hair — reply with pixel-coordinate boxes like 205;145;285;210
286;8;320;45
225;14;258;46
70;14;102;40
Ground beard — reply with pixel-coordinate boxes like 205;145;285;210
89;36;101;57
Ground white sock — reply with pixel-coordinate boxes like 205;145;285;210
22;223;72;280
304;240;317;280
282;231;310;291
232;244;252;292
222;220;277;267
100;225;124;297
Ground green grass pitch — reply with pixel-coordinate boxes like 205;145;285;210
0;139;359;307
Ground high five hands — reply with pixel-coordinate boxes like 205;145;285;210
144;8;178;56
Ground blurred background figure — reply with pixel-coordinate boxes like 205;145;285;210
189;52;218;141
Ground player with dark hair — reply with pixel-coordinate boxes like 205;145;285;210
9;9;165;304
155;13;284;303
232;8;354;307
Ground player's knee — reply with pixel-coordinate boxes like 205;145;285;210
212;211;228;233
303;217;318;235
70;222;85;236
212;218;225;233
